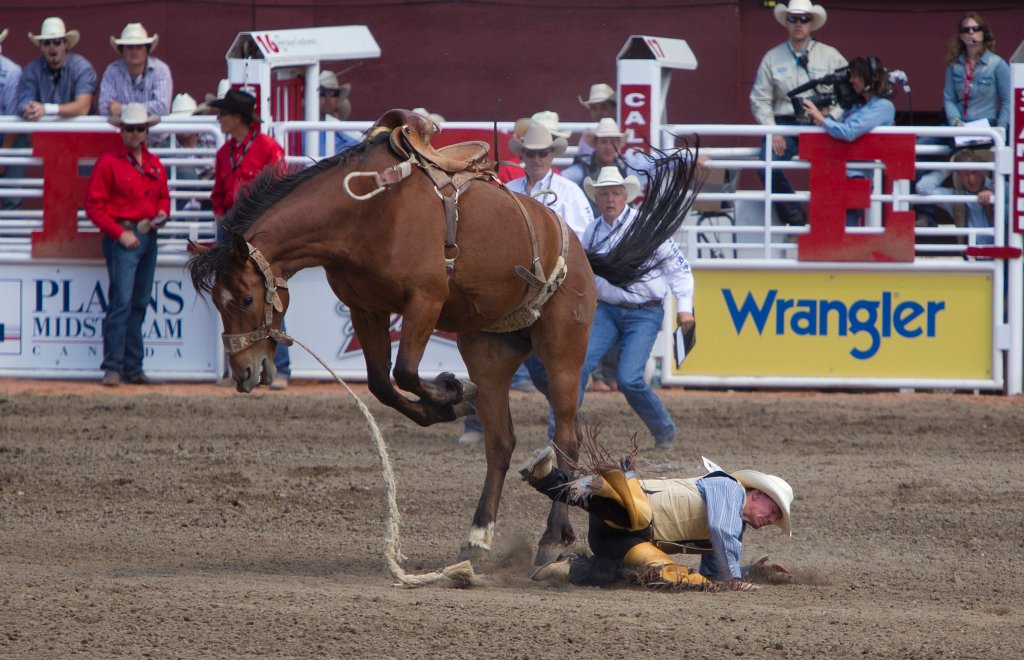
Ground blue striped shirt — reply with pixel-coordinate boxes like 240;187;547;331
695;473;746;580
0;56;21;115
17;53;97;111
98;56;173;116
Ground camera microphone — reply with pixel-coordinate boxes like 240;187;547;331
888;69;911;93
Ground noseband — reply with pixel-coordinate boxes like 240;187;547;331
221;242;294;356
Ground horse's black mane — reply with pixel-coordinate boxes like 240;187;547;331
187;131;390;294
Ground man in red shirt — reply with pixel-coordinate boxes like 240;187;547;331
208;88;284;219
208;88;291;388
85;102;170;387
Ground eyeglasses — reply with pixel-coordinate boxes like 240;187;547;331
523;149;552;159
959;25;983;34
319;89;341;98
40;38;64;47
786;15;813;24
121;125;148;133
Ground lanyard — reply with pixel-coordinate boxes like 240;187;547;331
125;152;158;180
587;209;629;252
229;130;256;171
962;59;976;117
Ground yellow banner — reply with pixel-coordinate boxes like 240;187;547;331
674;270;993;379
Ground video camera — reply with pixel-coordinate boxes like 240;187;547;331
787;66;859;118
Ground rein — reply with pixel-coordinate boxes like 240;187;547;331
221;242;294;356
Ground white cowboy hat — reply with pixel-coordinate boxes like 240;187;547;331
530;110;571;138
0;29;8;45
732;469;794;535
110;22;158;53
583;166;642;204
508;121;568;158
29;17;80;49
108;102;161;128
167;93;198;118
318;70;352;97
774;0;827;31
593;117;626;139
579;83;615;107
412;107;445;128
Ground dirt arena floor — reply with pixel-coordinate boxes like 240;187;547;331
2;378;1022;658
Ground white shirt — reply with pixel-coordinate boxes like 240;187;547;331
506;169;594;239
582;206;695;313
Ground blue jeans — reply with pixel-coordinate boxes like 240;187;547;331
274;317;291;377
101;230;159;377
578;302;675;444
757;134;805;225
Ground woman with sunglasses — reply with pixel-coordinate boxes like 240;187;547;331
942;12;1010;138
750;0;846;226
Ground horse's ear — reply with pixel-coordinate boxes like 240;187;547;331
230;233;250;261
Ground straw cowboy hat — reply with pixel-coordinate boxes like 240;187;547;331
509;121;568;158
732;469;794;535
583;166;642;204
319;70;352;96
208;88;259;123
774;0;827;31
110;23;158;53
593;117;626;139
167;93;198;118
108;102;160;128
579;82;615;107
29;17;80;49
412;107;445;128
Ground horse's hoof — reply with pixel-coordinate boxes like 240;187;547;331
452;400;476;420
534;543;572;567
458;379;479;401
458;542;490;565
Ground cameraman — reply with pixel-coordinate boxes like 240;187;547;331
803;56;895;226
750;0;847;226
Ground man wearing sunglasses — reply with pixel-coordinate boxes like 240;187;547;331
749;0;846;226
317;69;359;156
85;103;170;387
18;17;96;121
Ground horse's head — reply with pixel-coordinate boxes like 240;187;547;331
189;234;291;392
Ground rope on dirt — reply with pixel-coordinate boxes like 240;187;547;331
287;336;477;588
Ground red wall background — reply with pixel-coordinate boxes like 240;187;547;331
2;1;1022;127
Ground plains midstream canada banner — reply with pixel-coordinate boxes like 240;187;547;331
670;269;994;380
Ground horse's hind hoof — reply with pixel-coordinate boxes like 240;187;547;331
458;379;479;401
534;543;573;567
452;400;476;420
458;542;491;566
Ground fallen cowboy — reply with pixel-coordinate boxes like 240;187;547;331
519;438;794;592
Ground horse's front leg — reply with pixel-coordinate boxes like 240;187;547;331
392;296;475;418
348;307;451;426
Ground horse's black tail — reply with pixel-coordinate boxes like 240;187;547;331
586;141;705;290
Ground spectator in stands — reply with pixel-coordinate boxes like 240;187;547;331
18;17;96;121
750;0;846;226
0;27;26;210
577;167;695;451
98;23;172;118
942;12;1009;138
209;88;291;390
802;55;895;226
318;70;359;156
84;103;169;387
499;110;569;184
576;83;616;161
165;92;214;212
562;118;653;193
916;148;997;247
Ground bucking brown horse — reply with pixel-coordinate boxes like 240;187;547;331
187;109;701;567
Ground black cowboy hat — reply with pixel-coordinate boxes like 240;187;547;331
208;89;258;123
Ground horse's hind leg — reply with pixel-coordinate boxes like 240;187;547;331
455;330;530;563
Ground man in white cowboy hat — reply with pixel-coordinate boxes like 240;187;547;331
18;17;96;120
0;25;26;209
165;92;215;211
575;83;616;160
506;120;594;239
562;117;657;193
84;103;170;387
499;110;571;184
318;70;359;156
99;22;172;117
577;166;694;451
520;446;794;591
750;0;846;226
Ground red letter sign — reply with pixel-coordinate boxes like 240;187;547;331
798;133;916;262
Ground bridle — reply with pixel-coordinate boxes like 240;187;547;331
221;242;294;356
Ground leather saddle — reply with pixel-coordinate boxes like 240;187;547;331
372;109;494;176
